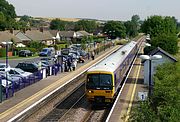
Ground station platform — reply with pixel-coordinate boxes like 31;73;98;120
107;42;148;122
0;46;120;122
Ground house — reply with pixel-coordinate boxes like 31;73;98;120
0;31;23;56
0;31;22;47
7;28;54;46
143;47;177;85
76;31;91;37
24;29;54;45
15;31;31;45
49;30;91;43
49;30;77;43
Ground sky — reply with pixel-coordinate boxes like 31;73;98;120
7;0;180;21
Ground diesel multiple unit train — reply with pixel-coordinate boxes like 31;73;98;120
85;41;139;103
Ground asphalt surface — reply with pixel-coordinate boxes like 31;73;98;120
0;57;44;67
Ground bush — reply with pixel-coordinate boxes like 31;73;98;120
28;41;46;52
143;46;156;55
0;48;6;57
115;39;128;45
55;44;67;50
129;63;180;122
15;47;37;54
178;34;180;38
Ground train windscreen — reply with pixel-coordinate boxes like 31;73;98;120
86;74;113;90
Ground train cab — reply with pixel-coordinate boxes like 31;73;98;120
86;70;115;103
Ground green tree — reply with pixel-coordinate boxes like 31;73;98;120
141;15;178;54
151;34;178;54
124;15;140;37
0;0;17;30
19;15;31;22
28;41;46;52
75;20;98;33
50;19;67;30
141;16;177;37
103;21;126;39
0;12;7;30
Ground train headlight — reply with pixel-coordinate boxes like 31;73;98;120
88;90;94;93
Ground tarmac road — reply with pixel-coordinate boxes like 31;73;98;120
0;56;42;67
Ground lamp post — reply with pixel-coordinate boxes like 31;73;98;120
139;54;162;96
2;41;13;99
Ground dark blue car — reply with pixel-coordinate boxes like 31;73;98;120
39;48;51;56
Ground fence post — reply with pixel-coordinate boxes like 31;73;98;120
12;81;14;97
0;76;2;102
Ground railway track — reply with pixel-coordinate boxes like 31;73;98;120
41;83;86;121
41;82;110;122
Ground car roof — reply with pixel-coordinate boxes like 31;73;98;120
0;63;8;65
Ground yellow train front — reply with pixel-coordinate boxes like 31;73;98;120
85;41;138;103
86;71;115;103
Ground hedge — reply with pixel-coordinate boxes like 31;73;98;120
0;48;6;57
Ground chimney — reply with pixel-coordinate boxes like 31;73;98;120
40;27;43;33
23;28;26;34
10;28;14;35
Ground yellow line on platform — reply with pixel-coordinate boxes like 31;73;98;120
125;62;141;122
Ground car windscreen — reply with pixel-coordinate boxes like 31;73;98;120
0;65;5;68
42;49;48;52
86;74;113;90
15;68;25;74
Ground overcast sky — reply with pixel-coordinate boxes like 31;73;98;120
7;0;180;21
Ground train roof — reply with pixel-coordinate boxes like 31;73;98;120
87;41;137;73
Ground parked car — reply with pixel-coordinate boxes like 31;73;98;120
0;63;11;72
39;47;55;56
61;48;71;56
78;50;88;59
68;52;79;60
7;68;33;79
16;62;39;73
19;50;33;57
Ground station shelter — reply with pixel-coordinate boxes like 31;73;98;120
142;47;177;85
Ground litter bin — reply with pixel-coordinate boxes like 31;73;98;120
14;51;17;56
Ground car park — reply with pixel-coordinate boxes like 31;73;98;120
19;50;33;57
16;62;39;73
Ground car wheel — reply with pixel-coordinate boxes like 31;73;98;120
26;54;28;57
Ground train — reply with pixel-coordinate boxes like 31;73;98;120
85;41;139;103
